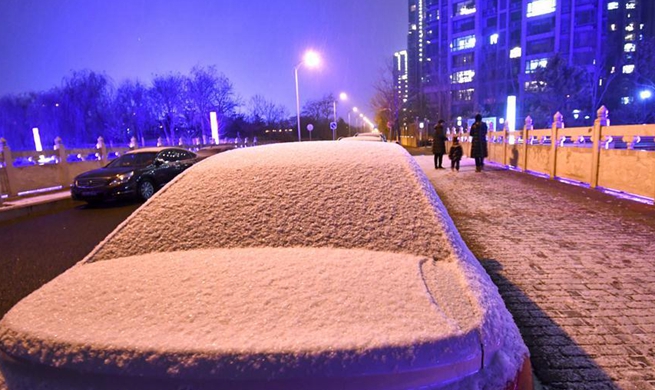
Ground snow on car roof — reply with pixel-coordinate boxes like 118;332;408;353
88;142;453;262
0;141;527;388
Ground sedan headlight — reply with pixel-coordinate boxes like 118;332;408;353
109;171;134;186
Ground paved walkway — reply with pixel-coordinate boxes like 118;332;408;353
415;153;655;390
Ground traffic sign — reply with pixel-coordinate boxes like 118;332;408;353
330;122;337;131
307;124;314;132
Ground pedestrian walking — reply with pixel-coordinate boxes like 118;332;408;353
448;136;463;172
470;114;488;172
432;119;447;169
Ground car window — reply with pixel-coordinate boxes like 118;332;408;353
158;149;185;162
179;151;196;160
107;154;139;168
136;152;157;166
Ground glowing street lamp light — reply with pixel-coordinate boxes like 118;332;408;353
639;90;652;100
294;50;321;142
329;92;348;140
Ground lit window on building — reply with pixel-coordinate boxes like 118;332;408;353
412;24;417;30
454;0;476;16
524;81;546;92
625;33;635;41
410;4;417;11
452;35;476;51
621;97;632;105
607;2;619;10
451;70;475;84
526;58;548;73
626;23;635;32
526;0;556;18
510;47;522;58
490;33;499;45
623;64;635;74
453;88;475;101
624;43;636;52
610;24;617;31
626;1;636;10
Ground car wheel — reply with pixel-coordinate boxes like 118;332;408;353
138;179;155;201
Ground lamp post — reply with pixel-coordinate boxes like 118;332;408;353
331;92;347;140
351;107;359;135
294;50;321;142
639;89;652;123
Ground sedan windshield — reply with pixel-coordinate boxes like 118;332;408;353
107;152;157;168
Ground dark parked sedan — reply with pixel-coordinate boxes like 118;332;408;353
71;147;197;204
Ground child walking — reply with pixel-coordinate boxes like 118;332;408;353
449;137;463;172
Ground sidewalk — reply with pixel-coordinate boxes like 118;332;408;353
416;154;655;390
0;190;79;223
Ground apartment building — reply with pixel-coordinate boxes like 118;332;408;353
408;0;655;127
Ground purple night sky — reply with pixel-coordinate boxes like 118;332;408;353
0;0;407;118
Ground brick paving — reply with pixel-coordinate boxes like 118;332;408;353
413;153;655;390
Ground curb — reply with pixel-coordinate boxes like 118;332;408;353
0;194;83;223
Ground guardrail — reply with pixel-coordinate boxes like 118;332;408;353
447;106;655;203
0;136;253;200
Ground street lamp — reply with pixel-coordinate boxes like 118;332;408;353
640;90;652;100
331;92;347;140
294;50;321;142
351;107;359;135
639;89;652;123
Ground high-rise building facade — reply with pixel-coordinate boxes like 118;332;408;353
393;50;410;128
410;0;655;126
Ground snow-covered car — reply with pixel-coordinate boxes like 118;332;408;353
0;142;531;390
339;132;387;142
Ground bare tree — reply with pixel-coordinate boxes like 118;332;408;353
248;95;288;127
0;95;32;149
59;70;114;145
150;73;185;144
302;94;334;122
525;54;590;127
186;65;239;140
113;80;154;143
370;61;401;140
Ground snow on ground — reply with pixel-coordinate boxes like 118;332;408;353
0;142;528;389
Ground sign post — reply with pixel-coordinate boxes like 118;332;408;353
307;124;314;142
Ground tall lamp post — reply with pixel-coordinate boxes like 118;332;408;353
332;92;347;140
640;89;652;123
294;50;321;142
351;107;359;135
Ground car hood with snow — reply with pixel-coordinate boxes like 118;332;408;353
0;142;529;390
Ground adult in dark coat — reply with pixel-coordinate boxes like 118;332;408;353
470;114;488;172
432;120;447;169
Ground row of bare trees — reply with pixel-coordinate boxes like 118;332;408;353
0;66;347;150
